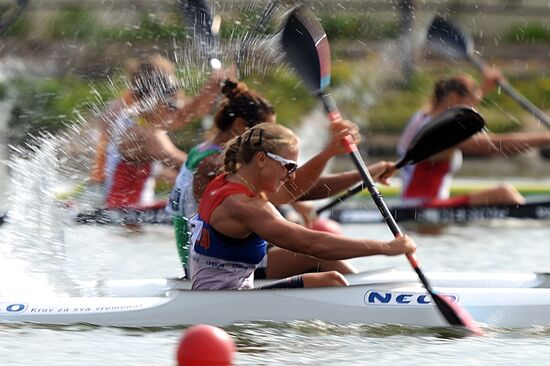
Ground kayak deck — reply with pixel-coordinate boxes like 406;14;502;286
75;270;550;297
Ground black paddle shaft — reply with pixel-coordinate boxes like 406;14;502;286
468;55;550;129
322;93;438;293
179;0;219;60
283;6;483;334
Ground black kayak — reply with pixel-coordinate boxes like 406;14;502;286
329;200;550;225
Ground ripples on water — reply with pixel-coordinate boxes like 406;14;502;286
1;139;549;364
2;320;550;365
1;221;550;365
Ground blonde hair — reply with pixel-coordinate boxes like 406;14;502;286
223;123;298;174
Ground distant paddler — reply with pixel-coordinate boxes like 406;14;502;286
397;67;550;208
90;54;226;209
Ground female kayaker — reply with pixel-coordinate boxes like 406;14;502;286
167;79;395;279
397;67;550;207
92;54;225;208
189;123;416;290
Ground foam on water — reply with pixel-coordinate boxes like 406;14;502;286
1;134;74;296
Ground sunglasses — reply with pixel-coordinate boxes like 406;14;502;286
265;152;298;175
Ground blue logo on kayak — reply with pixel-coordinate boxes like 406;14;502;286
0;303;27;313
364;290;458;305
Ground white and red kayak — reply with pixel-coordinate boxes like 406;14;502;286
2;269;550;328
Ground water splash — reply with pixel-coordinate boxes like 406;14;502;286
0;101;102;296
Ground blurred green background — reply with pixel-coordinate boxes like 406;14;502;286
2;0;550;151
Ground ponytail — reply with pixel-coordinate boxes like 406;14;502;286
215;79;275;131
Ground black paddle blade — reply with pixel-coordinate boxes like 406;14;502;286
432;292;483;336
426;15;473;59
396;107;485;168
178;0;217;55
281;5;331;94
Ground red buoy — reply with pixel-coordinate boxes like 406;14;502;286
177;324;236;366
311;217;342;234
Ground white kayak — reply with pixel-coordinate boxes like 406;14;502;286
2;270;550;328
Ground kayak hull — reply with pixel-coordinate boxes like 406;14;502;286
4;272;550;328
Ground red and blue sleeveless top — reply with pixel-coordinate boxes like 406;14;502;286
191;174;267;265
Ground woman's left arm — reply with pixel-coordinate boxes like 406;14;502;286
297;161;396;200
155;71;225;132
268;120;360;205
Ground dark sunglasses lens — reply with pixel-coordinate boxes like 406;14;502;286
285;163;297;173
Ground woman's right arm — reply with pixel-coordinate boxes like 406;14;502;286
155;71;227;132
225;198;416;260
459;132;550;156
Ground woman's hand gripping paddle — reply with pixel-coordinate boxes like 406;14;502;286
281;5;483;336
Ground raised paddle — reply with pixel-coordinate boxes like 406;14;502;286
179;0;222;70
316;106;486;214
426;15;550;130
281;5;483;335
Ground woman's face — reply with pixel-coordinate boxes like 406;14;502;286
259;145;299;194
455;76;482;108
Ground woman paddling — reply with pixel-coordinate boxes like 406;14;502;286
189;123;416;290
92;54;224;209
167;79;395;279
397;67;550;207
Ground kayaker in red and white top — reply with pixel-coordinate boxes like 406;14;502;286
189;123;416;290
397;67;550;208
94;54;226;209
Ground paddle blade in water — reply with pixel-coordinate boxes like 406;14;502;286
432;292;484;336
281;5;331;94
396;107;485;168
426;15;473;59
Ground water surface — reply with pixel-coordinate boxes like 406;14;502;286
1;220;549;365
